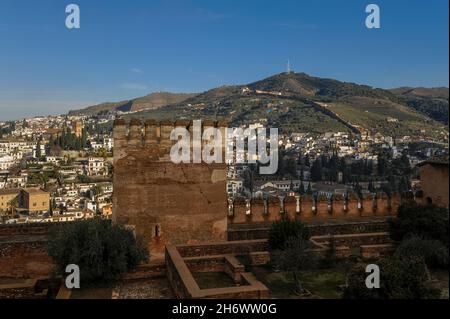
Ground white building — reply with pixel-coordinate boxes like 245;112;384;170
103;137;113;151
90;141;103;151
0;155;15;171
87;157;106;176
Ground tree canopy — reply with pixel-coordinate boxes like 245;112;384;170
388;203;449;247
268;218;310;251
47;218;148;285
344;257;440;299
395;236;449;269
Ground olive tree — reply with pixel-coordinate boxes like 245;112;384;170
47;218;149;285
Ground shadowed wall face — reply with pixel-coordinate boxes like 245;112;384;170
113;119;228;252
420;163;449;208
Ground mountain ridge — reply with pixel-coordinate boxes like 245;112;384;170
69;72;448;138
131;73;447;137
68;92;198;115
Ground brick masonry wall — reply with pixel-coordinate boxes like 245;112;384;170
420;164;449;208
113;119;228;252
0;224;56;279
360;244;395;259
311;232;392;249
0;279;45;299
228;192;401;226
165;244;269;299
184;256;226;273
175;240;268;258
227;219;390;241
0;238;53;278
0;223;58;237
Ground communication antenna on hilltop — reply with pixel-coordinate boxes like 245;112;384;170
286;59;291;73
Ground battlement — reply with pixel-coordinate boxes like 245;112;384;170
113;118;228;150
227;192;403;224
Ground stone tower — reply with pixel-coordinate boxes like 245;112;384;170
72;120;83;138
112;118;228;252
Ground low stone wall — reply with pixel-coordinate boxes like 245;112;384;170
0;223;61;237
183;255;245;283
246;251;271;266
196;273;269;299
360;244;395;259
165;245;199;299
165;244;269;299
123;261;166;280
227;227;270;241
176;240;268;258
0;279;48;299
227;219;390;241
308;220;390;236
184;255;227;273
311;232;392;249
0;223;59;279
0;236;53;278
224;255;246;283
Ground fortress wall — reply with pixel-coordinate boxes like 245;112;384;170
113;118;412;252
228;192;398;226
113;119;228;252
0;238;53;278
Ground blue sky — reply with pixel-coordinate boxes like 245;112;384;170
0;0;448;120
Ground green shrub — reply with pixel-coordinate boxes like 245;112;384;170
389;203;449;246
47;218;148;285
343;257;440;299
268;217;310;250
395;236;449;269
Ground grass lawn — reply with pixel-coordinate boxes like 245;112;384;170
252;265;346;299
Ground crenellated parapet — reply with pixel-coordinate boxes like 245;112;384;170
390;192;402;212
228;191;400;225
376;192;391;216
332;194;347;218
113;118;228;164
361;193;376;217
316;194;331;218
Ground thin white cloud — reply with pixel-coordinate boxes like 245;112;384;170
121;83;148;90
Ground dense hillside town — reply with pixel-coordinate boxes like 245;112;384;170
0;106;448;225
0;114;115;224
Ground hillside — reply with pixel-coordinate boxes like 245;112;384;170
389;87;449;124
131;72;447;138
68;92;198;115
390;87;448;99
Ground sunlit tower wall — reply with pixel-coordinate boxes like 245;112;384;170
112;118;228;252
